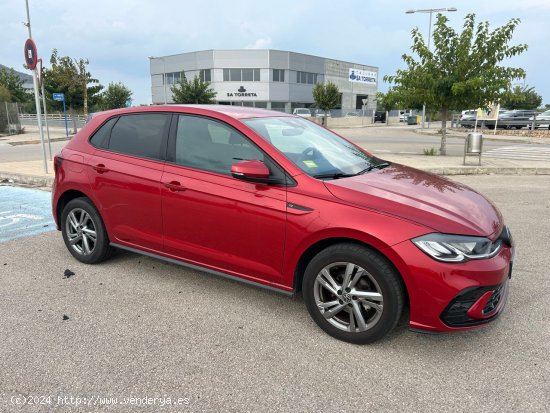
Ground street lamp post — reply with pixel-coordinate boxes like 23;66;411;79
406;7;457;128
149;56;168;104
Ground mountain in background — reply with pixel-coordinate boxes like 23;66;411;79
0;64;33;87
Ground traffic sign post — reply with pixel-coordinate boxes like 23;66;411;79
38;58;52;160
53;93;69;139
24;35;48;173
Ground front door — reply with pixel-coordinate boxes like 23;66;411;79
161;114;287;283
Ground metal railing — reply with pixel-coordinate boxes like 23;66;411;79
19;113;87;122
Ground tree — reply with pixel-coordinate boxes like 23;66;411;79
376;90;400;125
43;49;103;132
101;82;133;110
385;13;527;155
312;81;340;126
0;67;30;103
500;85;542;109
0;85;11;102
171;72;216;104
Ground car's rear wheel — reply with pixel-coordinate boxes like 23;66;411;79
61;197;113;264
303;243;405;344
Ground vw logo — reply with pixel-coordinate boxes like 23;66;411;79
342;293;352;303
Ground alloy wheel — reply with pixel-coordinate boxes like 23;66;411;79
65;208;97;256
313;262;383;333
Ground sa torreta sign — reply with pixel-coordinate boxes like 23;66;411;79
227;86;257;97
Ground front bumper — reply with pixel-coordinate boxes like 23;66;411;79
390;237;514;333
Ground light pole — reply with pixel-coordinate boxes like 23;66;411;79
406;7;457;128
149;56;167;104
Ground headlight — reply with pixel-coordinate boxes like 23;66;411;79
412;233;502;262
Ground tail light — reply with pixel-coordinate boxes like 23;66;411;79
54;155;63;175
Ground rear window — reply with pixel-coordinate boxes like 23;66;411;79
89;117;117;148
107;113;170;160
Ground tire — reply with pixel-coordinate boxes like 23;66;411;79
302;243;405;344
61;197;113;264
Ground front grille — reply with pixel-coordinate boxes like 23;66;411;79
482;284;504;315
441;283;506;327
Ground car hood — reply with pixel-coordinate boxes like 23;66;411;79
324;163;503;237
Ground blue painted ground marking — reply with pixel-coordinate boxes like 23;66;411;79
0;186;56;242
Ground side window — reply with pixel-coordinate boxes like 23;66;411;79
175;115;264;175
89;117;118;148
108;113;170;160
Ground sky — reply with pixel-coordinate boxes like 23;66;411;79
1;0;549;106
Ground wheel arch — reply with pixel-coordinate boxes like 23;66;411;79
292;237;412;309
56;189;95;227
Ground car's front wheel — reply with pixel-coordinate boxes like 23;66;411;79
303;243;405;344
61;197;113;264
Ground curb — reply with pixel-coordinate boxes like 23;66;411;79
421;167;550;176
0;172;54;187
413;128;546;144
8;137;72;146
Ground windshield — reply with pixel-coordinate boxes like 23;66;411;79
243;117;382;178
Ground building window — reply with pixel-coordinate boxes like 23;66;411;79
273;69;284;82
199;69;211;82
222;68;261;82
296;71;317;85
230;69;241;81
165;72;181;85
242;68;254;81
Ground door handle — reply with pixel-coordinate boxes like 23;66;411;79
163;181;187;192
92;164;109;174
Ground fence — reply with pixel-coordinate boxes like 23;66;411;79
19;113;87;122
0;102;22;135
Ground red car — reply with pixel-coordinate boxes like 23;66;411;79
52;105;514;344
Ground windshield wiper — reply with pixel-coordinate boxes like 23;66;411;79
313;172;358;180
357;161;391;175
313;162;391;180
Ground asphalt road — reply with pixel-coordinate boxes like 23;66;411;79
2;124;549;163
1;175;549;412
335;124;547;157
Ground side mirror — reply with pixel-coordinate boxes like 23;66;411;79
231;160;271;183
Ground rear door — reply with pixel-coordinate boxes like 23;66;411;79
88;113;171;252
160;114;288;283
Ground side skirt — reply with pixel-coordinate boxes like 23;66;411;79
110;242;295;297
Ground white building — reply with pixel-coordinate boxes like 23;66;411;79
149;49;378;114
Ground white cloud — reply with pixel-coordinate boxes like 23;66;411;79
246;37;273;49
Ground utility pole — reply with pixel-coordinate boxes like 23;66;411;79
406;7;457;129
24;0;48;173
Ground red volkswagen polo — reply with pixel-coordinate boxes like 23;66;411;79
52;105;514;344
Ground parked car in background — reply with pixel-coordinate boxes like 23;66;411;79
314;109;331;118
374;111;386;123
460;110;477;121
292;108;312;118
52;105;514;344
497;109;536;129
529;110;550;130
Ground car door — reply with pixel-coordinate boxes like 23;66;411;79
87;113;171;252
161;114;287;283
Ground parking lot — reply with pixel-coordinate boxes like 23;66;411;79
1;175;549;412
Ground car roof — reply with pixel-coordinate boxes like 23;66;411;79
93;104;292;120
